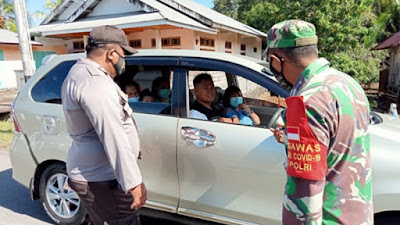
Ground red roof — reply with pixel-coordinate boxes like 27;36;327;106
373;31;400;50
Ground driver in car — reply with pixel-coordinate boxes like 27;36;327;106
190;73;231;122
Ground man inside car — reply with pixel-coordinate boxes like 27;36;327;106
190;73;224;121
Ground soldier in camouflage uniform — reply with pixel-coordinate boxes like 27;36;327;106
267;20;373;224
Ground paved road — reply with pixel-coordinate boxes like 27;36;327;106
0;150;53;225
0;150;216;225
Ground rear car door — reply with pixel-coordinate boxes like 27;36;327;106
121;56;181;212
17;55;180;213
176;57;289;224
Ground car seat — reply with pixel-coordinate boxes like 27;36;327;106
212;86;225;111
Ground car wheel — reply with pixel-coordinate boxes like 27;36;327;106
39;163;86;225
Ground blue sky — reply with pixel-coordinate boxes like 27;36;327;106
26;0;214;26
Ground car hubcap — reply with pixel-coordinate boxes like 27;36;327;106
46;173;80;219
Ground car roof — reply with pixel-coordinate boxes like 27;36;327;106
42;49;271;76
132;49;270;73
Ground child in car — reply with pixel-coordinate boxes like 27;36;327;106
124;80;140;103
139;88;155;102
222;86;260;126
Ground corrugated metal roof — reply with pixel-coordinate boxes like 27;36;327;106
0;29;42;45
373;31;400;50
31;0;217;36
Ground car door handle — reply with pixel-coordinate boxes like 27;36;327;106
181;126;217;148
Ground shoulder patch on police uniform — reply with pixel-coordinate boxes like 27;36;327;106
86;65;101;76
285;96;327;180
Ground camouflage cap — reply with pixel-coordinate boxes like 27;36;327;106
266;20;318;52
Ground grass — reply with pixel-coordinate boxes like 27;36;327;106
0;120;13;150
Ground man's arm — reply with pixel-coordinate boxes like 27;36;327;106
282;93;336;225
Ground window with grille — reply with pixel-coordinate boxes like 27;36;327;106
161;37;181;47
130;40;141;48
200;38;215;47
73;41;84;52
225;41;232;49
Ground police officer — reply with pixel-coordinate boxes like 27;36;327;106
61;25;146;225
268;20;373;224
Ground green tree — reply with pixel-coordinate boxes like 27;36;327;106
0;0;16;32
240;0;387;84
372;0;400;42
32;0;63;21
213;0;239;19
236;0;264;21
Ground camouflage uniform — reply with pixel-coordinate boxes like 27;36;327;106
267;20;373;225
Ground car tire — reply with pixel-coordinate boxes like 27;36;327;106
39;163;86;225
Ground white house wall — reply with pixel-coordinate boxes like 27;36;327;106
127;29;195;49
34;36;66;46
87;0;143;17
194;30;262;59
0;61;26;89
66;38;84;53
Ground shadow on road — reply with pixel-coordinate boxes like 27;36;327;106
0;168;53;224
0;165;221;225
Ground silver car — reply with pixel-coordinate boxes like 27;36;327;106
9;50;400;225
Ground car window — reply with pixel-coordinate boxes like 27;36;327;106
187;70;228;113
116;65;174;116
188;70;228;90
31;60;76;104
237;76;286;108
183;63;286;128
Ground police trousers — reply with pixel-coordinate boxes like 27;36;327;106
68;178;140;225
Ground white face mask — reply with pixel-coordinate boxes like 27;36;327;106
128;97;139;103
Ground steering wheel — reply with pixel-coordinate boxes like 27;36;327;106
266;108;285;129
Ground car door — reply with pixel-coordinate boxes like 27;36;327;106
176;57;289;225
20;55;180;213
124;56;180;213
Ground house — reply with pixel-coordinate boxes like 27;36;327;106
373;31;400;103
0;29;67;90
29;0;267;59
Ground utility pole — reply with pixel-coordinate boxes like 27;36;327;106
13;0;35;79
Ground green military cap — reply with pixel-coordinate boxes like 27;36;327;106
266;20;318;51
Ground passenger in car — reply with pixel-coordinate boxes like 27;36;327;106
190;73;231;122
124;80;140;103
151;76;171;103
139;88;155;102
222;86;260;126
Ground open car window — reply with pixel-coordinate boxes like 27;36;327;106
183;62;286;129
115;65;175;116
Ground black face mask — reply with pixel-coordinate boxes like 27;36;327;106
111;50;126;76
268;53;293;90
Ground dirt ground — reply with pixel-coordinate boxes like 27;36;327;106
0;89;18;114
0;142;9;151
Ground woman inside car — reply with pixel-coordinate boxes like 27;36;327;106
151;76;171;103
222;85;260;126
